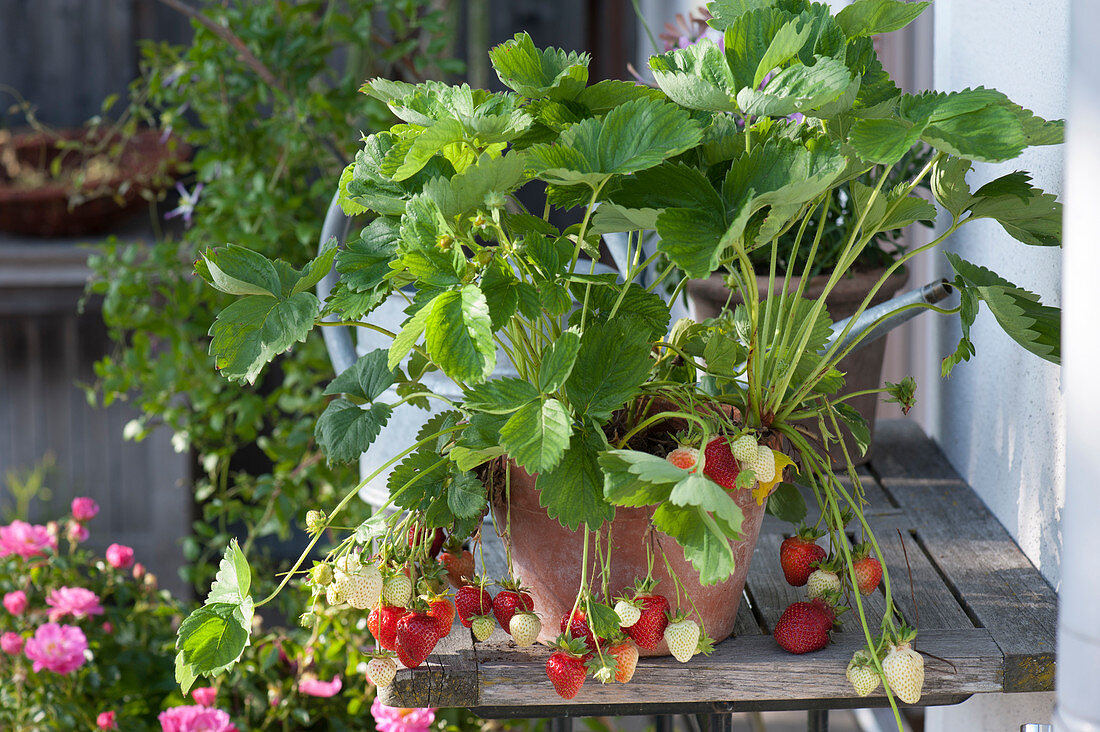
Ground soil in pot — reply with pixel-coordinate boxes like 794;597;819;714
687;267;908;464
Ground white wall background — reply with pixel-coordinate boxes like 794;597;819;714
922;1;1068;730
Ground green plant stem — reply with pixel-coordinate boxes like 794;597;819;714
255;426;462;608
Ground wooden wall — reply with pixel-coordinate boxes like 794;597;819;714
0;247;191;595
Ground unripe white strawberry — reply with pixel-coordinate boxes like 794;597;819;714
311;563;334;586
344;565;383;610
663;618;700;663
471;614;495;642
731;435;758;464
366;656;397;688
335;553;361;574
509;611;542;647
882;642;924;704
326;582;344;606
806;569;841;599
614;599;641;628
383;573;413;607
846;650;881;697
751;445;776;483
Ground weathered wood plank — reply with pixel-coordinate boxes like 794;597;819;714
473;628;1001;709
759;466;899;536
381;619;480;708
872;419;1057;692
864;518;973;631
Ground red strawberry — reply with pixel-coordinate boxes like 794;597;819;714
854;556;883;595
773;601;833;654
441;549;475;588
560;608;597;649
407;527;446;558
454;584;494;628
427;597;455;637
545;651;587;699
368;606;381;638
395;611;440;668
623;594;670;650
702;437;740;490
666;447;698;471
492;587;533;630
609;640;639;683
780;533;826;587
375;604;405;651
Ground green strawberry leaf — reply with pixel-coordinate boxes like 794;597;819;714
528;97;703;188
736;56;854;117
539;330;583;393
499;398;572;474
764;481;807;524
389;300;433;371
425;286;496;384
536;425;615;530
175;603;250;689
649;39;739;113
315;400;393;464
325;349;397;401
668;473;744;533
651;503;737;585
965;172;1062;247
337;217;401;293
208;292;319;385
292;237;339;296
565;317;653;421
488;32;590;101
834;402;871;456
835;0;930;38
199;245;282;297
945;252;1060;365
204;540;252;612
586;600;623;639
463;377;540;414
599;450;685;506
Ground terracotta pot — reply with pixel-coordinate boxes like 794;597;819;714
0;128;190;237
687;267;908;464
492;462;769;657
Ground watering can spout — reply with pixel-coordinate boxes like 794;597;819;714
826;279;955;355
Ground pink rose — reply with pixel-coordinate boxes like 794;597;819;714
23;623;88;674
371;698;436;732
132;563;146;580
0;521;57;559
298;676;343;698
1;631;24;655
191;687;217;707
97;710;118;730
157;705;237;732
3;590;27;615
105;543;135;569
66;520;89;544
71;497;100;522
46;587;104;621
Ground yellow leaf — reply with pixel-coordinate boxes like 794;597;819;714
753;449;798;505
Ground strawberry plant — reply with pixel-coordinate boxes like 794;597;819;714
176;0;1063;725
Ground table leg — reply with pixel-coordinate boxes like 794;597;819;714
694;713;733;732
808;709;828;732
655;715;676;732
550;718;572;732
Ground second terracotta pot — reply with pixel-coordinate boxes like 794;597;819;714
492;462;769;657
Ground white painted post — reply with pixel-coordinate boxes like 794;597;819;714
1054;2;1100;730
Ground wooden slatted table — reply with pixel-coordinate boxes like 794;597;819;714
378;420;1057;728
